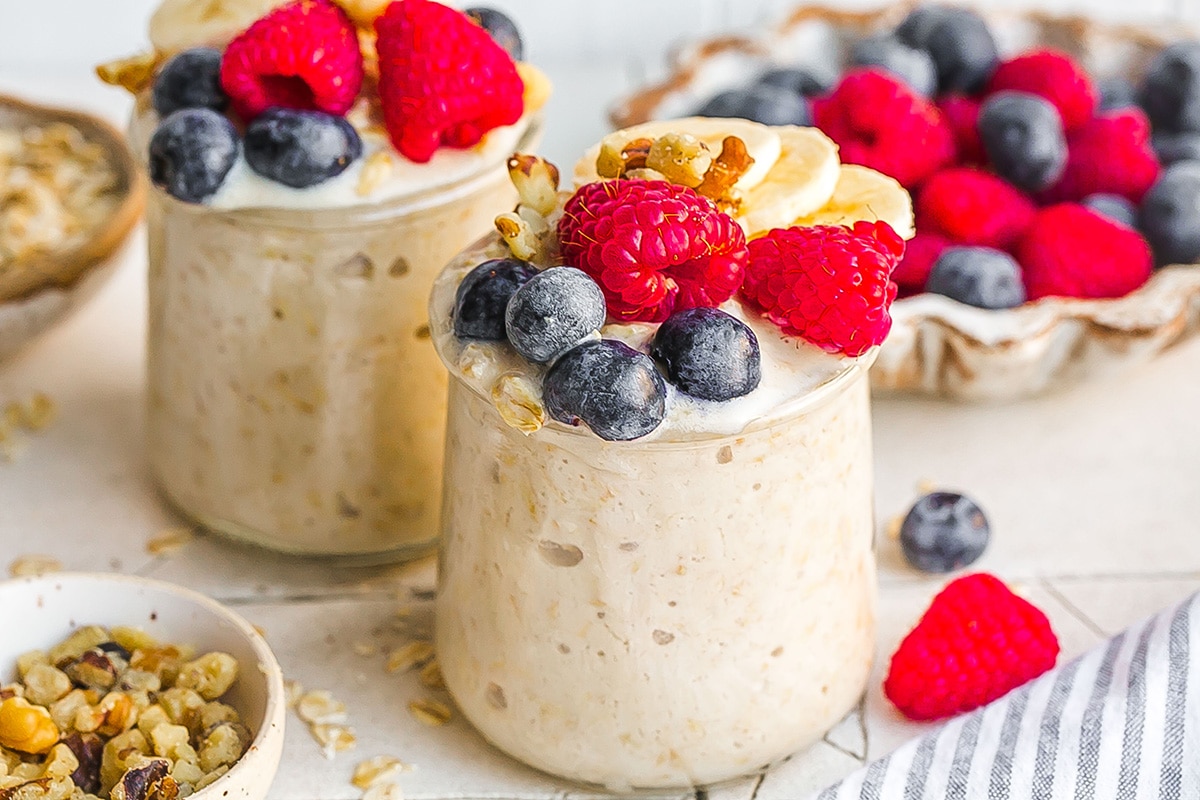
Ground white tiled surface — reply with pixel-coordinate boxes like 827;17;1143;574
4;2;1200;798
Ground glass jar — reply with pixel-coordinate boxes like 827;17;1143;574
432;327;878;790
145;121;539;562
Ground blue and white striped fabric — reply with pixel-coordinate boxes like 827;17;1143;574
812;592;1200;799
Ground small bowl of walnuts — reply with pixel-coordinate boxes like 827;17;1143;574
0;572;285;800
0;95;146;363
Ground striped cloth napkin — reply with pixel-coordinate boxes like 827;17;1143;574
812;592;1199;799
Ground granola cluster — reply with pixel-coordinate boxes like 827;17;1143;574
1;627;250;800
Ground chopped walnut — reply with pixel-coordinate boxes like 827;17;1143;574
94;52;161;95
647;133;713;188
507;155;560;216
694;135;755;210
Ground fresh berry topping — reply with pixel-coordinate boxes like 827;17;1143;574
985;49;1097;133
650;308;761;401
505;267;606;363
243;108;362;188
894;6;998;94
375;0;524;163
1139;162;1200;266
1153;131;1200;166
812;69;956;189
463;7;524;62
916;167;1035;250
557;180;749;323
925;247;1025;309
1138;42;1200;134
1081;193;1138;228
220;0;363;121
936;93;985;165
454;258;537;340
884;573;1060;721
756;67;831;97
1040;110;1161;204
894;231;951;294
899;491;991;573
977;91;1067;192
1017;204;1153;299
694;86;811;126
152;48;228;117
1097;75;1138;112
543;339;667;441
740;221;903;358
850;35;937;97
148;109;239;203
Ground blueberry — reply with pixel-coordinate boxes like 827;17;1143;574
978;91;1067;192
505;266;606;363
543;340;666;441
899;491;990;574
243;108;362;189
1082;193;1137;228
1138;41;1200;134
850;35;938;96
464;7;523;61
695;85;811;126
152;48;228;117
650;307;761;401
925;247;1025;310
454;258;537;340
1139;161;1200;266
756;67;831;97
1097;75;1138;112
895;6;998;94
1153;131;1200;166
148;108;238;203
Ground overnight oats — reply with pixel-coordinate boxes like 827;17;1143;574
431;119;913;789
103;0;548;559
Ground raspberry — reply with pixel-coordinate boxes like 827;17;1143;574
1040;110;1162;204
894;231;951;293
375;0;524;163
937;94;985;165
557;180;749;323
884;573;1060;721
741;222;903;357
812;69;956;189
220;0;363;121
916;168;1035;250
986;49;1097;133
1017;204;1154;300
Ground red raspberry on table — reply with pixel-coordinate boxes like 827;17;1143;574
375;0;525;163
220;0;363;121
741;222;903;357
812;69;956;189
1017;204;1153;300
937;94;985;165
986;49;1097;133
916;168;1036;250
557;180;749;323
1039;110;1162;204
884;573;1060;722
894;231;952;293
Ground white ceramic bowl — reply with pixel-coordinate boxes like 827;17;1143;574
0;572;286;800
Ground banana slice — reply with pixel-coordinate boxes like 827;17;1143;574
737;126;841;236
149;0;286;53
573;117;783;192
791;164;916;239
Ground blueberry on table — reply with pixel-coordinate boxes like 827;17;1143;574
1097;75;1137;112
152;47;228;117
1139;161;1200;266
694;85;811;126
850;35;938;97
464;7;524;61
925;247;1025;310
978;92;1067;192
454;258;537;340
148;108;238;203
1082;193;1137;228
895;5;998;94
1153;131;1200;167
543;340;667;441
755;67;831;98
243;108;362;189
900;491;991;573
650;307;761;401
505;266;606;363
1138;41;1200;134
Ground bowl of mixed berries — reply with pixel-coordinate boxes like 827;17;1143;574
612;3;1200;399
